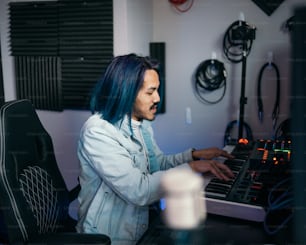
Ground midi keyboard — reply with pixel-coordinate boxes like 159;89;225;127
203;139;292;222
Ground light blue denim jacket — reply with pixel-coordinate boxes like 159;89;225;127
76;114;194;245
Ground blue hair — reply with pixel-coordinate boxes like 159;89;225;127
90;53;160;126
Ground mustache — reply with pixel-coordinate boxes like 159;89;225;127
150;102;159;110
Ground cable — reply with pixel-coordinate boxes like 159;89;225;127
264;178;293;235
223;20;256;63
195;59;227;104
274;118;291;140
223;119;253;146
257;62;281;129
281;15;295;33
169;0;194;13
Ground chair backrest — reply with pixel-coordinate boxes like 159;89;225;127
0;100;72;243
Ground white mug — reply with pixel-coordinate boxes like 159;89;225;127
160;168;206;229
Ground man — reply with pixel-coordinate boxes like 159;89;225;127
76;53;234;245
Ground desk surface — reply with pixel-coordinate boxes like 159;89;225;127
137;213;293;245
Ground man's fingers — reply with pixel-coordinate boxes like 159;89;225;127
212;161;234;180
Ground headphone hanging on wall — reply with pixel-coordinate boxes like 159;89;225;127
195;59;227;104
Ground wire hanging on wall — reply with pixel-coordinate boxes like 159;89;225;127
223;20;256;63
257;59;281;129
194;59;227;104
168;0;194;13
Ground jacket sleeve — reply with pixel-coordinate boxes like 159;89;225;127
142;123;195;171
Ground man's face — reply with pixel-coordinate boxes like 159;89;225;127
132;69;160;121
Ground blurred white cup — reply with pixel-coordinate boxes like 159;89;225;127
160;168;206;229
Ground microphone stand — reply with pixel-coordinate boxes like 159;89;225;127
238;40;248;140
234;23;256;141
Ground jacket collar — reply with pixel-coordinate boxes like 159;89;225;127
115;115;151;138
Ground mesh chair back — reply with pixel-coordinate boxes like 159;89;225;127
0;100;70;243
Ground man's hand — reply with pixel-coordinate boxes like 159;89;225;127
189;159;234;181
192;147;234;160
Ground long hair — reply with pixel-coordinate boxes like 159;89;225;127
90;53;160;126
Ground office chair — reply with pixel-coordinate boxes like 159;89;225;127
0;99;111;244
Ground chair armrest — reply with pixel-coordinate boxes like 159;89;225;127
68;184;81;203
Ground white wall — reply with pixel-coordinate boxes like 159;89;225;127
151;0;306;154
113;0;153;56
1;0;305;217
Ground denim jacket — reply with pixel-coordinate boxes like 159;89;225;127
76;114;194;245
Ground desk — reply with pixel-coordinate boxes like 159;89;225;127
137;213;293;245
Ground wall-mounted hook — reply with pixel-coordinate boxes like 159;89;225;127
267;51;273;67
239;12;245;21
211;51;217;64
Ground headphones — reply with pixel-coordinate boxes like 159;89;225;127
224;120;253;146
